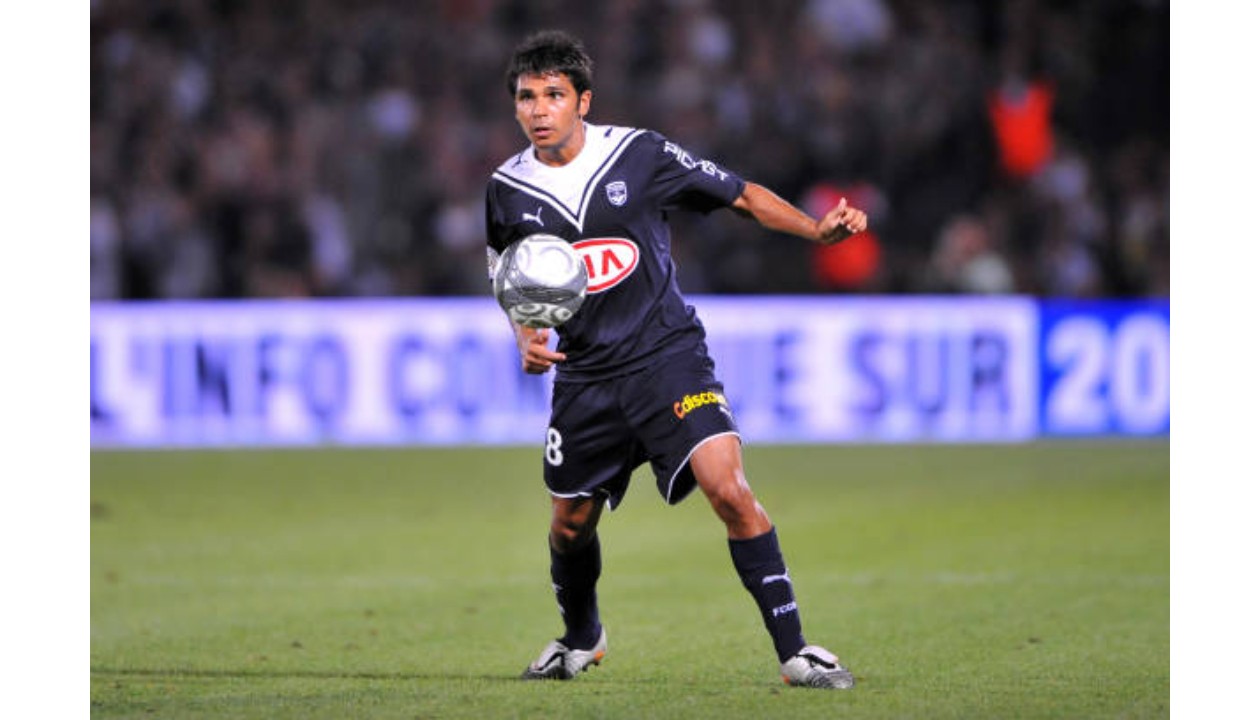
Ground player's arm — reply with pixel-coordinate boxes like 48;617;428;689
490;254;565;374
486;222;566;375
730;182;867;245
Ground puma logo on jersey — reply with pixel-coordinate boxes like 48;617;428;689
522;206;545;226
573;238;639;293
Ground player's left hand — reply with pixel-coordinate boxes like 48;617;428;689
817;198;868;245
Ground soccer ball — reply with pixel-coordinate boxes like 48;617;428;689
493;233;588;328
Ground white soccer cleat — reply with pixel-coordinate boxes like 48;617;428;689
780;645;855;689
520;628;608;680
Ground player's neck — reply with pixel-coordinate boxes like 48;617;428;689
533;122;587;167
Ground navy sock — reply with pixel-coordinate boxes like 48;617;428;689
729;527;807;663
551;534;603;650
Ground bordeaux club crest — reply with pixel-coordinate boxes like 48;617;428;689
605;180;628;207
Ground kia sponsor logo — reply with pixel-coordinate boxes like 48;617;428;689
572;238;639;293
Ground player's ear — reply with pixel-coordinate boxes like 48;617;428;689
578;90;592;119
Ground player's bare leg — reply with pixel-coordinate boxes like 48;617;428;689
690;434;770;539
548;494;603;552
690;434;855;689
522;495;608;680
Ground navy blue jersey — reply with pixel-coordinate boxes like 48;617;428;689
486;123;746;382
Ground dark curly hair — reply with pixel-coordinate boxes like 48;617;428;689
505;30;594;97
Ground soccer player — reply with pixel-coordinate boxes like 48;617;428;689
485;30;867;690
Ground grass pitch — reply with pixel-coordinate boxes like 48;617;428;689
91;442;1168;719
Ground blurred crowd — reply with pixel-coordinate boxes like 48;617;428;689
90;0;1169;300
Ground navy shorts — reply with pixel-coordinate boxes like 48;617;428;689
543;347;740;509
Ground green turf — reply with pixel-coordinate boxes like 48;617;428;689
91;442;1169;719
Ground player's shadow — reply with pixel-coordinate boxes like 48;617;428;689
90;666;518;683
90;666;779;687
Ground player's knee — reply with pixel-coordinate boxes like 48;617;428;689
705;480;758;525
549;518;595;554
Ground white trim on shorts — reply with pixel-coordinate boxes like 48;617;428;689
548;489;595;500
545;488;611;505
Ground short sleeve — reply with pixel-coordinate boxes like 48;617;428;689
647;132;746;214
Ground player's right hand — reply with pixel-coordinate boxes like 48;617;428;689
517;326;567;374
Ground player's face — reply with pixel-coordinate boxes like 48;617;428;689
514;72;590;164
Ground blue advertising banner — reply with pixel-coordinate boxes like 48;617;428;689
690;297;1039;443
90;297;1168;448
1038;300;1171;436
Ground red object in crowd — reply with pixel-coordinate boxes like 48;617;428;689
987;80;1055;179
802;183;882;291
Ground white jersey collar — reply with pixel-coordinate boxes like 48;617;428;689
493;123;644;231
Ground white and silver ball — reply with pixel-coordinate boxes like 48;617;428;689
493;233;588;328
